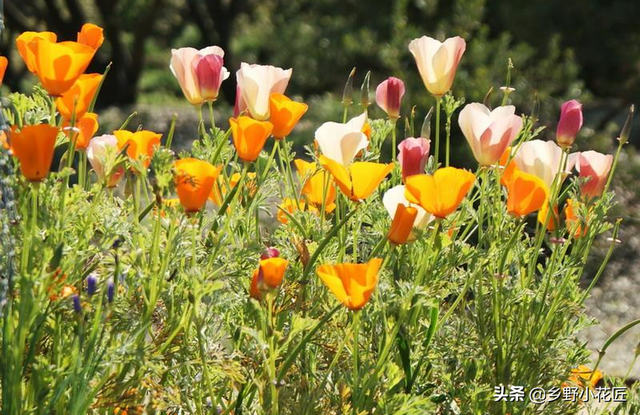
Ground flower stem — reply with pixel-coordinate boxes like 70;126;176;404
208;101;216;130
391;120;397;161
351;311;361;415
435;97;442;166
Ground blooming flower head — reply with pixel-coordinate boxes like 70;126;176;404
269;94;308;139
319;155;393;202
405;167;475;219
397;137;430;181
174;158;222;212
87;134;124;187
229;116;274;162
316;258;382;310
575;150;613;199
556;100;583;148
63;112;99;150
250;257;289;300
236;63;293;120
10;124;60;182
408;35;466;97
294;159;336;211
376;77;405;119
459;103;523;166
114;130;162;169
56;73;103;121
512;140;576;189
504;169;549;217
23;36;96;96
170;46;230;105
315;113;369;167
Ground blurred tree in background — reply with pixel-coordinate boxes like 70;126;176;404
1;0;637;154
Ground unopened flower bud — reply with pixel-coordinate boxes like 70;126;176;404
86;274;98;296
556;100;583;148
260;247;280;260
72;294;82;314
107;279;115;303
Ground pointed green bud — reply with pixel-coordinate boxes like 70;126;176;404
342;67;356;107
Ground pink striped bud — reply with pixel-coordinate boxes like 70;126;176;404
193;54;225;101
556;100;583;148
376;77;405;119
398;137;430;181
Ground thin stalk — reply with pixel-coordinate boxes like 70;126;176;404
208;101;216;130
197;105;205;138
434;97;442;165
391;120;397;161
351;311;361;415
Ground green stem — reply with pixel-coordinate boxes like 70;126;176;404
391;120;397;161
208;101;216;130
578;220;621;305
351;311;361;414
435;97;441;166
197;105;205;138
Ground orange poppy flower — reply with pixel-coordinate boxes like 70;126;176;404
505;169;549;217
294;159;336;211
316;258;382;310
269;94;308;139
250;257;289;299
278;198;308;224
229;116;273;162
16;31;57;73
388;204;418;245
63;112;99;150
0;56;7;86
564;198;588;238
77;23;104;50
56;73;103;121
567;365;603;391
174;158;222;212
405;167;475;219
25;38;96;96
319;155;393;202
10;124;60;182
114;130;162;169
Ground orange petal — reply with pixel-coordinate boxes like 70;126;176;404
316;258;382;310
174;158;221;212
349;161;394;201
229;116;273;162
27;39;96;96
269;93;308;139
77;23;104;50
388;204;418;245
405;167;475;218
56;73;103;120
259;257;289;288
0;56;8;86
505;169;549;217
10;124;60;181
319;155;353;199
